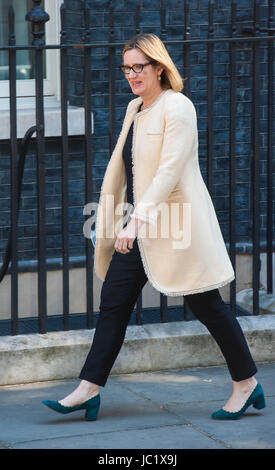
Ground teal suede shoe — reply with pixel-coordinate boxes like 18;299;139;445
42;393;100;421
211;382;265;420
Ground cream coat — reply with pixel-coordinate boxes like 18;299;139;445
94;88;235;296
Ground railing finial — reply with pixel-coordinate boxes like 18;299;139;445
25;0;50;46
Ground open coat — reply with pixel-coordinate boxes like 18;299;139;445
93;88;235;296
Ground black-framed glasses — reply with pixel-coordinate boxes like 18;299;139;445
119;62;152;74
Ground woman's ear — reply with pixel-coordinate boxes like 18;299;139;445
158;66;164;77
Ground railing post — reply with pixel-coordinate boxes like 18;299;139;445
207;0;215;198
8;6;19;335
229;0;238;317
60;3;70;331
25;0;50;46
108;1;116;154
82;0;95;330
183;0;191;99
266;0;275;294
251;0;261;316
26;0;49;333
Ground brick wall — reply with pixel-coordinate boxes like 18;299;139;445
0;136;88;263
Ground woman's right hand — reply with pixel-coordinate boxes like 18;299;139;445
114;217;145;254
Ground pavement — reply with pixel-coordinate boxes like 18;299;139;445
0;361;274;450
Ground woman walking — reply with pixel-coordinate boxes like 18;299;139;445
43;33;265;421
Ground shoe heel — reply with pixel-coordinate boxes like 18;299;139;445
85;403;100;421
253;393;266;410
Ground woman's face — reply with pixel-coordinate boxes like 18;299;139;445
123;48;163;97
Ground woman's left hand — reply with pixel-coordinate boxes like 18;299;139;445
114;217;144;254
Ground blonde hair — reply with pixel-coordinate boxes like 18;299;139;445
122;33;185;92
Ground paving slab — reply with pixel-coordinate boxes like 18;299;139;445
0;380;184;446
166;398;275;449
110;362;275;405
13;424;227;450
0;362;274;450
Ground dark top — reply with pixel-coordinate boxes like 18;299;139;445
122;102;143;207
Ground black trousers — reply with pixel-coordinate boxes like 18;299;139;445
79;237;257;386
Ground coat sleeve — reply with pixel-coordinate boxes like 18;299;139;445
130;95;197;226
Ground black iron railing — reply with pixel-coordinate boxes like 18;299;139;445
0;0;274;335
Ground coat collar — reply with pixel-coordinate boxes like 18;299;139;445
131;88;173;117
118;88;174;158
